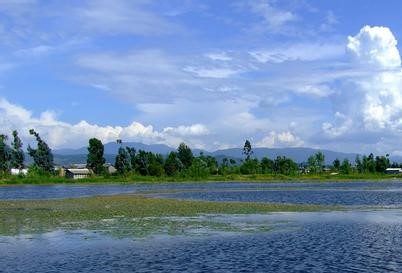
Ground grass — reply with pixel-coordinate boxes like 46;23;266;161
0;194;333;236
0;172;401;185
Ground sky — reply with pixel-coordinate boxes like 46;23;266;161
1;0;402;155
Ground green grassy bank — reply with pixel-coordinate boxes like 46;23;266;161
0;172;400;185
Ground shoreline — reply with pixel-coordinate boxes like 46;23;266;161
1;174;401;186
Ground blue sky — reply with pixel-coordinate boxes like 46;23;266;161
1;0;402;155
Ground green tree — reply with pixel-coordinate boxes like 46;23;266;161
273;156;298;175
375;155;390;173
134;150;150;175
86;138;105;175
340;159;352;174
315;151;325;173
27;129;54;174
177;143;193;169
0;134;11;175
363;153;376;173
126;147;137;171
240;158;260;174
11;130;24;169
308;151;325;174
260;157;274;174
164;151;183;176
186;157;209;178
355;155;363;173
219;157;229;175
243;140;253;161
115;147;131;175
148;153;164;177
333;158;340;171
199;153;218;175
307;155;317;173
134;150;164;176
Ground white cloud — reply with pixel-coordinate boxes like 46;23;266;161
347;25;401;68
295;84;335;98
247;0;297;28
320;10;338;31
135;97;319;152
183;66;241;78
77;49;200;102
0;98;210;149
15;45;54;56
249;43;344;63
163;124;210;137
75;0;182;35
322;26;402;141
14;38;89;57
322;112;353;138
256;131;304;148
205;52;232;61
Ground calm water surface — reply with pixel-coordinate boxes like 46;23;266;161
2;181;402;272
2;210;402;273
2;180;402;203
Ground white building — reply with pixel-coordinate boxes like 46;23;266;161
10;168;28;176
385;168;402;174
65;168;91;179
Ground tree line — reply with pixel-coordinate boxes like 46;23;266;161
0;130;398;178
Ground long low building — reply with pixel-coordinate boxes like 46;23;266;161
10;168;29;175
65;168;92;179
385;168;402;174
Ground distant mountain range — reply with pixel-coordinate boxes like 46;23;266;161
49;141;400;166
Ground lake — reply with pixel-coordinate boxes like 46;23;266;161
2;181;402;272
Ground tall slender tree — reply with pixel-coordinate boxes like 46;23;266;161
27;129;54;174
115;147;131;175
243;140;253;161
86;138;105;175
11;130;24;169
0;134;11;174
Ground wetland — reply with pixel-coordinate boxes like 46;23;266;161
2;181;402;272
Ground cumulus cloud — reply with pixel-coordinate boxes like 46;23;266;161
322;25;402;140
256;131;304;148
347;25;401;68
0;98;210;149
162;124;210;137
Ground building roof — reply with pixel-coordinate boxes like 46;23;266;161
386;168;402;171
66;168;91;175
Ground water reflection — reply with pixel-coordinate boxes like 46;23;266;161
2;180;402;200
153;188;402;206
3;210;402;272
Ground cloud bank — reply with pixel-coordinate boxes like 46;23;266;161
0;98;210;149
